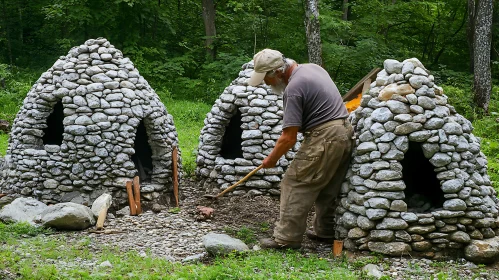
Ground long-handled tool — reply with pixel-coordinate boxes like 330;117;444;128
204;165;263;199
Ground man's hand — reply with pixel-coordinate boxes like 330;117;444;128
262;126;299;169
262;156;279;168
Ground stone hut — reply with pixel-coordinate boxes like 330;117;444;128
335;58;499;258
0;38;181;208
196;61;302;196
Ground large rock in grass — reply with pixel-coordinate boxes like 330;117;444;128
0;197;48;225
39;202;95;230
464;236;499;264
202;233;249;256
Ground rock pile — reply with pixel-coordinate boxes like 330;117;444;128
196;61;302;195
335;58;499;262
0;38;181;208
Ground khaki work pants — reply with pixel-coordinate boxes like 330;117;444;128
274;118;354;244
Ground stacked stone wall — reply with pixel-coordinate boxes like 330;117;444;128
196;61;303;196
335;58;499;257
0;38;181;208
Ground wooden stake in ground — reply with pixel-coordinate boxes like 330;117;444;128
126;181;137;216
133;176;142;214
172;146;179;207
96;207;109;230
333;240;343;257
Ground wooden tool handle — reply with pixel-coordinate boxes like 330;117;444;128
216;165;263;198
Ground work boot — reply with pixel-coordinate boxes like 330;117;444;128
306;230;335;244
259;238;301;250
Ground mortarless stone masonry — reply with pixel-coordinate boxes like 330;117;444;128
0;38;182;208
335;58;499;258
196;61;303;196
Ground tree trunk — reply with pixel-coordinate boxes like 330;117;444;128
202;0;216;60
467;0;476;73
1;0;12;65
304;0;322;65
342;0;348;21
473;0;493;113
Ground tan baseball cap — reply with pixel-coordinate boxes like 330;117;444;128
248;49;285;86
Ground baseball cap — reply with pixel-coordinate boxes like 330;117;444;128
248;49;285;86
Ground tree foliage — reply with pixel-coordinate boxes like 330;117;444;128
0;0;496;100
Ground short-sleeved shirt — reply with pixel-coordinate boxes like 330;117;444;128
282;64;348;132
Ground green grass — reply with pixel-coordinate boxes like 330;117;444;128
0;222;357;280
0;132;8;156
163;97;211;176
0;222;53;242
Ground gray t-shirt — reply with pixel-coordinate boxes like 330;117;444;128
282;64;348;132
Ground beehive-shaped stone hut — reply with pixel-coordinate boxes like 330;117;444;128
335;58;499;258
0;38;181;207
196;61;302;196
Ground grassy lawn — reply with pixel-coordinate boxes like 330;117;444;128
0;133;8;156
3;222;495;279
163;98;212;176
0;223;358;280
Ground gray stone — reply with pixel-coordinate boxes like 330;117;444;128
464;236;499;264
368;242;411;256
40;202;95;230
203;233;249;256
0;197;48;225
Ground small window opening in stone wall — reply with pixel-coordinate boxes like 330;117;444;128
219;109;243;159
401;141;445;213
132;121;153;183
42;100;64;145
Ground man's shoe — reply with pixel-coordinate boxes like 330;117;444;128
260;238;301;249
306;230;335;244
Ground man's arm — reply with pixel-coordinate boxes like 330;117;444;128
262;126;299;168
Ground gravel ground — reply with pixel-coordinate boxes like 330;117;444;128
4;178;499;279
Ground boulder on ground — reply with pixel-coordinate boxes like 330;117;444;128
464;236;499;264
0;197;48;225
91;193;112;217
0;195;15;209
39;202;95;230
202;233;249;256
0;119;9;133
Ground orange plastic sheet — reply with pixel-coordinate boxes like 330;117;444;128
345;93;362;113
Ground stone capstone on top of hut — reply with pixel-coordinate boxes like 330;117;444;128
335;57;499;262
196;61;303;196
0;38;181;209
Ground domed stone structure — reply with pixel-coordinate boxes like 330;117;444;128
0;38;181;208
196;61;303;196
335;58;499;259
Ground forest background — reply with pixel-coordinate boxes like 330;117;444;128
0;0;498;181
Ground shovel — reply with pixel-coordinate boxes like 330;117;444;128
204;165;263;199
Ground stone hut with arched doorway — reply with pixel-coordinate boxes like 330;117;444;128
0;38;182;208
335;58;499;260
196;61;303;196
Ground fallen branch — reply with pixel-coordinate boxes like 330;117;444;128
0;194;6;199
88;229;126;234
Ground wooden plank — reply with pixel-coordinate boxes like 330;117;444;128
96;207;109;230
342;68;382;102
172;146;179;207
126;181;137;216
133;176;142;214
362;78;372;94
